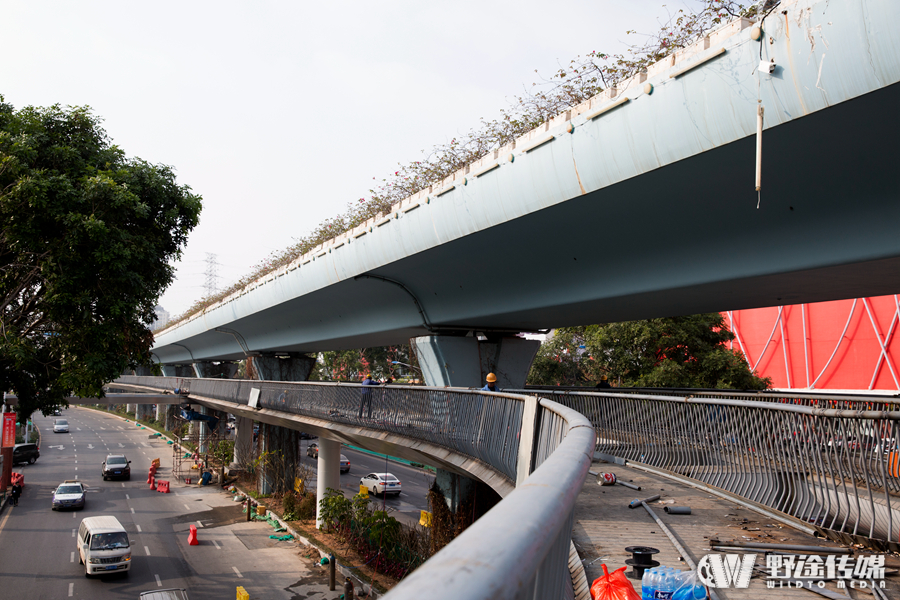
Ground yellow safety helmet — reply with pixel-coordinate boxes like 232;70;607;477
486;372;497;383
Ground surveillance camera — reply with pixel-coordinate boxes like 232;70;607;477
759;59;776;74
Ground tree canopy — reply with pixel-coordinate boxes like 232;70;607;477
0;97;202;420
528;313;771;390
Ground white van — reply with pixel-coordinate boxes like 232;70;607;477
77;516;132;577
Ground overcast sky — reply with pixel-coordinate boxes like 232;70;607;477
2;1;696;318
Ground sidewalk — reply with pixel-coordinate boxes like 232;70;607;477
573;460;898;599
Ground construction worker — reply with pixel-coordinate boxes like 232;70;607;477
482;372;498;392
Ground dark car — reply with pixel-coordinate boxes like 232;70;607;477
12;443;40;465
102;454;131;480
306;443;318;459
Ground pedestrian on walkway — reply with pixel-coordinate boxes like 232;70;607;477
10;480;22;506
358;373;378;419
481;372;499;392
595;374;611;389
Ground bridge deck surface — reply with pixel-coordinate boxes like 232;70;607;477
573;460;898;599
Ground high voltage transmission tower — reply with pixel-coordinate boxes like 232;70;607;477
204;253;220;296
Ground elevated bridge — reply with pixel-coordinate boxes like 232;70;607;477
152;0;900;368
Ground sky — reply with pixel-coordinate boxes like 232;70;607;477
1;0;694;318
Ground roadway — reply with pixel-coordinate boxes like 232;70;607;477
0;407;332;600
297;438;435;527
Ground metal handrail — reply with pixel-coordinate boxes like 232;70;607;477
510;388;900;551
113;376;596;598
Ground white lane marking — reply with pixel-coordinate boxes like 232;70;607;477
155;574;162;587
70;552;74;563
73;513;76;519
125;494;130;500
120;483;125;488
74;467;77;471
212;539;221;549
137;524;142;532
232;566;243;578
184;504;192;511
87;444;94;449
118;443;124;448
74;461;77;463
75;475;79;480
68;583;73;597
130;507;135;514
196;520;203;528
71;529;76;537
144;545;151;556
77;427;82;431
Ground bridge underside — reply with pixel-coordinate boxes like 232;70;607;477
154;80;900;363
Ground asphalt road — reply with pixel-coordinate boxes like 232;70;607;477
0;407;331;600
298;438;436;528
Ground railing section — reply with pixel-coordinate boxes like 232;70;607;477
115;376;596;599
513;388;900;549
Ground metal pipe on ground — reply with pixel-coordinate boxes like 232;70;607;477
628;495;659;509
639;500;723;600
664;506;691;515
709;539;850;554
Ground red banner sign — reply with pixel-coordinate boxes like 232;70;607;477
1;413;15;448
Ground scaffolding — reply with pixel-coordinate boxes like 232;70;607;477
171;404;227;484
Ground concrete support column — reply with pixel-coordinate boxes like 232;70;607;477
164;405;175;431
198;406;210;454
411;335;539;513
245;354;315;494
250;354;316;381
192;361;239;379
316;438;342;529
232;416;253;469
161;364;194;378
258;422;301;496
411;335;540;389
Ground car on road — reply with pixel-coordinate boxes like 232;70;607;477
307;443;318;458
360;472;401;496
299;431;316;440
53;418;69;433
53;407;62;416
340;454;351;473
12;443;40;465
52;480;86;510
102;454;132;480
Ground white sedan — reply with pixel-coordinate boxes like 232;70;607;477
360;472;401;497
53;419;69;433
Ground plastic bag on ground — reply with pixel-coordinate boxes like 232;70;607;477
590;565;641;600
673;569;707;600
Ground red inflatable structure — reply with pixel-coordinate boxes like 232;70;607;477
724;295;900;391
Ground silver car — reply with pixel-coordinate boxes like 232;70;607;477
53;419;69;433
52;480;86;510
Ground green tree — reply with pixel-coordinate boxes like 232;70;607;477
529;313;770;390
316;343;420;382
0;97;201;421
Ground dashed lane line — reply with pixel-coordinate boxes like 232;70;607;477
121;483;125;488
70;552;74;563
212;540;221;550
130;507;135;514
196;520;203;528
155;574;162;587
232;566;243;578
144;546;151;556
184;504;192;511
71;529;76;538
68;583;73;597
126;494;130;500
137;525;142;532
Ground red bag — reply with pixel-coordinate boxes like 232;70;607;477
590;565;641;600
